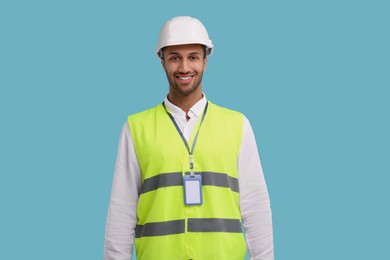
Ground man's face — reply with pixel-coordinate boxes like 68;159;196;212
161;44;207;97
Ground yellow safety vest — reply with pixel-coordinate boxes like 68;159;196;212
128;101;246;260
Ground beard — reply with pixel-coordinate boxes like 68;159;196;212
166;71;204;96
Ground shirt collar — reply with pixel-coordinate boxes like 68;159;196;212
164;94;207;119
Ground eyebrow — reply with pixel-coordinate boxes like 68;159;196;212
166;51;202;56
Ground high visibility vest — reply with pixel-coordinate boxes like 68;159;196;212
128;101;246;260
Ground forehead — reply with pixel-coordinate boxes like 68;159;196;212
164;44;204;55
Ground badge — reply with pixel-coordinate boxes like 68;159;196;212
183;174;203;205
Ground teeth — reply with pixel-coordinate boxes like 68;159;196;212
179;76;191;80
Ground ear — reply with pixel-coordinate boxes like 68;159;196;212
161;58;165;68
203;57;208;72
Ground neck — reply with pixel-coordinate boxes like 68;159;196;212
168;91;203;113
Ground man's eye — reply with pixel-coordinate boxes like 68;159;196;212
170;56;180;61
190;56;199;60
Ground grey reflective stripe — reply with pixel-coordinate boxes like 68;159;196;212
188;218;242;233
135;219;185;238
135;219;241;237
141;172;239;194
199;172;239;193
141;172;182;194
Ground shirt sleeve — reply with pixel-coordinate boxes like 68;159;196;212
104;122;141;260
238;117;274;260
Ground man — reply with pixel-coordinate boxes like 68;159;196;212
104;16;274;260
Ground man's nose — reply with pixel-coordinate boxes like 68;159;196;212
178;59;190;73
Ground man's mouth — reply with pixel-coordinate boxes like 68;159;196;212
175;75;195;83
178;76;192;80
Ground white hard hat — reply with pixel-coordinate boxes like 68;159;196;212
156;16;214;58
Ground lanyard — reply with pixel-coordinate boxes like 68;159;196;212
162;101;209;175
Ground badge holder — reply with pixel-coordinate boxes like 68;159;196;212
183;174;203;206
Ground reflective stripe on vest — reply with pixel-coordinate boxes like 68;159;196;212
135;218;242;238
141;171;239;194
135;219;185;237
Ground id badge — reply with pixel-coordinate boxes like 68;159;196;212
183;174;203;205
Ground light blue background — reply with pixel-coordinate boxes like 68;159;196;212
1;0;389;259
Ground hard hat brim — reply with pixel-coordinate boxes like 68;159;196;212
156;42;214;58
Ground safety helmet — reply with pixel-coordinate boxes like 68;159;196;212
156;16;214;58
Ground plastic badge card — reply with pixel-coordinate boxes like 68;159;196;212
183;174;203;205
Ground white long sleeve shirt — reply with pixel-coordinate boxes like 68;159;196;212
104;96;274;260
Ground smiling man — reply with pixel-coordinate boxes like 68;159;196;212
104;16;274;260
162;43;207;117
